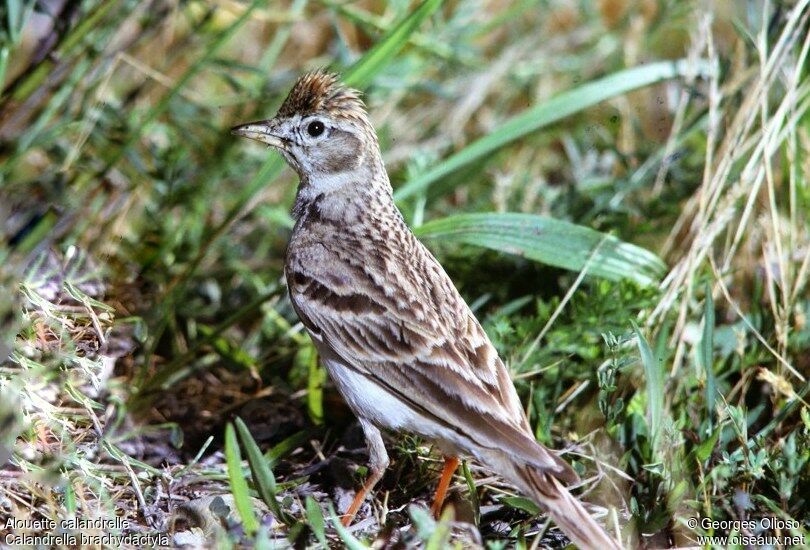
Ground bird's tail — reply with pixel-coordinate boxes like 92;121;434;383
512;464;622;550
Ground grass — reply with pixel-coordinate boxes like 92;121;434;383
1;0;809;548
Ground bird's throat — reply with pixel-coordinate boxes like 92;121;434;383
292;161;394;225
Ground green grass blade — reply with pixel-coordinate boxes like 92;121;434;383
253;0;309;87
413;212;666;285
322;0;459;64
265;430;311;466
254;528;273;550
90;0;264;180
461;460;479;525
224;422;259;535
425;510;453;550
0;46;9;93
306;496;328;547
501;496;542;515
700;283;716;431
5;0;125;102
235;417;289;525
304;345;324;424
329;504;369;549
341;0;443;88
632;322;663;453
63;477;76;514
394;59;714;201
408;505;438;541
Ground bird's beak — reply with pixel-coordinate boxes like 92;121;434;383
231;119;286;149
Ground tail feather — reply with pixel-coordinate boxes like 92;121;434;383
514;465;621;550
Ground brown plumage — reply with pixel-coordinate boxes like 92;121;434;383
232;70;621;549
275;71;367;122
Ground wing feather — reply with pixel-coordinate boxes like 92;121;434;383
286;230;576;481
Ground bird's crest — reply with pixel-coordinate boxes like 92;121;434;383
276;70;368;122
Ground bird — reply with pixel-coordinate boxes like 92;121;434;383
232;70;621;549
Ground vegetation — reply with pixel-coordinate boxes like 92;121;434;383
1;0;808;547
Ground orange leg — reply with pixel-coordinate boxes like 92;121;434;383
341;467;385;526
341;420;390;527
430;456;460;518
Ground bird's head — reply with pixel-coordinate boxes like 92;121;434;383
232;70;381;184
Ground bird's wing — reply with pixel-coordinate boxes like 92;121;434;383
286;234;576;480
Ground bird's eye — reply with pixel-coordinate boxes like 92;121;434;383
307;121;325;137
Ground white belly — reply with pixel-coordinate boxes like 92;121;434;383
322;356;424;431
308;333;467;456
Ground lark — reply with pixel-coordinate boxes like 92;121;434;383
232;70;621;549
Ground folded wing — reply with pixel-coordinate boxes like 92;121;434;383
286;236;577;483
